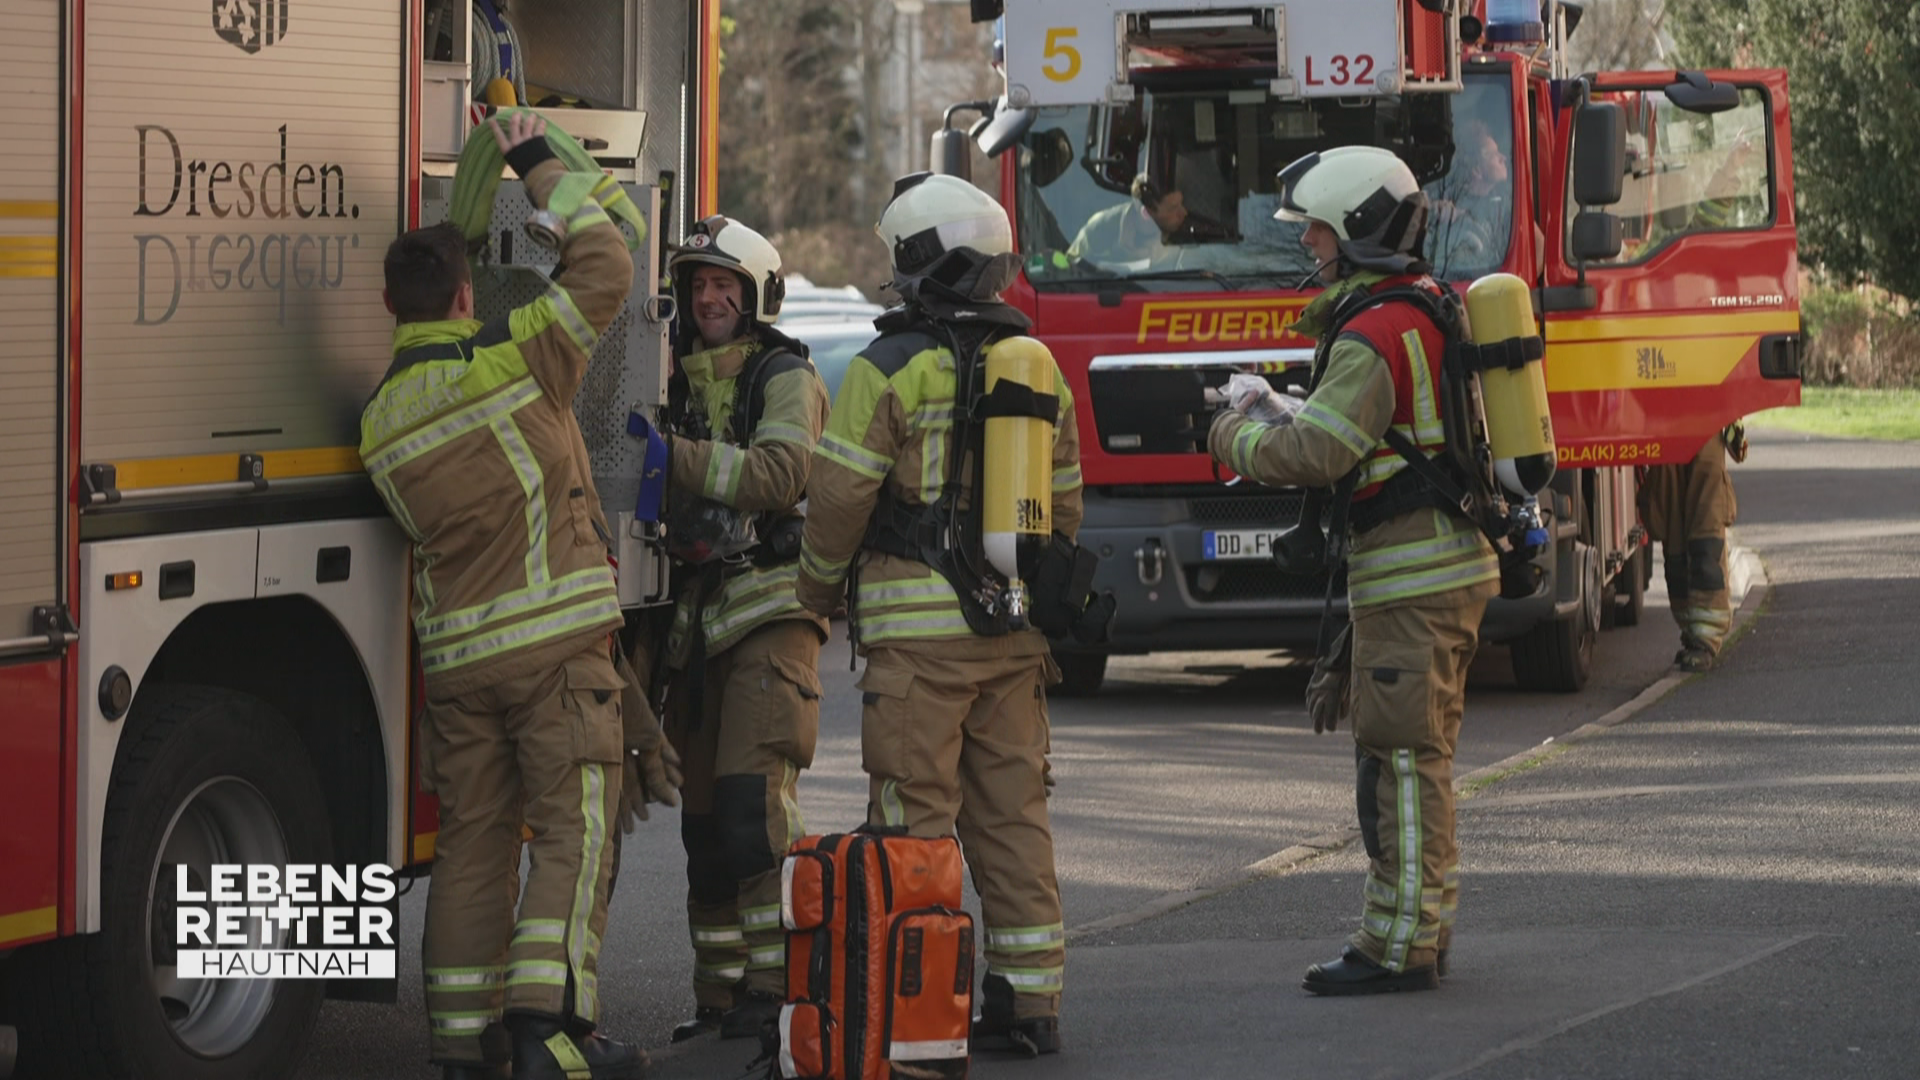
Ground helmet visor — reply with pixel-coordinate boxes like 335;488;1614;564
1273;152;1321;223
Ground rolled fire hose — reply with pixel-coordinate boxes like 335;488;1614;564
447;106;648;269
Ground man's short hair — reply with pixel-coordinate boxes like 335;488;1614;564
384;222;470;323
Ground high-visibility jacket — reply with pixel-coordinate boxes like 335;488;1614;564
663;338;832;661
797;324;1086;655
1210;273;1496;613
360;158;634;698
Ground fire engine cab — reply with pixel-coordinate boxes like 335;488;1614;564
942;0;1801;694
0;1;707;1075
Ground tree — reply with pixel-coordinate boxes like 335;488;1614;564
1667;0;1920;299
717;0;865;236
718;0;902;295
1564;0;1668;74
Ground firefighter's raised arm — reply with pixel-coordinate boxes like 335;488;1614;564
494;113;636;403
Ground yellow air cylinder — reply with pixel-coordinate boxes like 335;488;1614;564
1465;272;1556;497
981;337;1056;607
485;78;519;107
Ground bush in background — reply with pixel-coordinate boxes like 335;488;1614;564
1801;275;1920;389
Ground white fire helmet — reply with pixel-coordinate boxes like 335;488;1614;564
1275;145;1429;272
668;215;785;324
875;172;1017;300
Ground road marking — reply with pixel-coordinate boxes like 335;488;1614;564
1419;933;1825;1080
1066;548;1772;943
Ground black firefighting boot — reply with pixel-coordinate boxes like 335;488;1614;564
1302;946;1439;996
969;973;1062;1058
670;1006;724;1044
720;990;784;1041
1437;948;1450;979
1676;645;1715;673
505;1013;648;1080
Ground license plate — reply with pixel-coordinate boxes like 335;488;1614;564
1202;529;1285;561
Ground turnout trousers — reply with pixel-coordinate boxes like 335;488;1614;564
418;641;625;1066
1346;581;1494;973
1640;435;1738;660
857;642;1066;1020
666;618;823;1006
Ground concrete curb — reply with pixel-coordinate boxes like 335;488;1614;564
1066;546;1774;943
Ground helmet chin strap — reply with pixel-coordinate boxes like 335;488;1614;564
1295;254;1343;291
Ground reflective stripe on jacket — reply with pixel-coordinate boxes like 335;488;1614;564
797;328;1085;652
1208;276;1495;614
360;159;633;697
663;340;832;660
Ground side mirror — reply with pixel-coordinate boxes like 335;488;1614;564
931;127;972;182
976;96;1036;158
1665;71;1740;114
1570;211;1623;261
1571;101;1625;206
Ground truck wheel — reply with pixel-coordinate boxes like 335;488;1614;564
1051;650;1109;697
1613;548;1646;628
8;685;331;1079
1510;545;1599;693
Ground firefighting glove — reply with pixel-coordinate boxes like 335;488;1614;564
1721;422;1750;464
620;741;684;832
1305;623;1354;735
613;639;683;832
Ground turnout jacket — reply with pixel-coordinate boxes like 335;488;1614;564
663;339;832;662
1209;273;1497;614
360;157;633;698
797;323;1086;657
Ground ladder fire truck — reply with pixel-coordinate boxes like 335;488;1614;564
0;1;703;1075
940;0;1801;694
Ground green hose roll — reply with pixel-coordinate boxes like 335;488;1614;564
448;106;648;267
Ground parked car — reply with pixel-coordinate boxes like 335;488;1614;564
779;275;884;400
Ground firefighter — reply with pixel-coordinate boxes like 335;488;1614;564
636;216;832;1044
1640;426;1743;671
1208;146;1498;995
1631;133;1754;673
797;173;1088;1057
360;113;658;1080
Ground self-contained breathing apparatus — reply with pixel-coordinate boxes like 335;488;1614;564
858;306;1116;646
1268;271;1557;604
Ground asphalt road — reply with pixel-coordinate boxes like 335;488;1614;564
302;485;1701;1075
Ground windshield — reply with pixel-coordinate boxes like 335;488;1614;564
1014;72;1516;291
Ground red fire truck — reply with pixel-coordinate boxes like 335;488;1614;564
941;0;1801;695
0;1;706;1075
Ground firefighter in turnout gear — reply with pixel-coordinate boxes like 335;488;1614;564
644;215;832;1044
797;173;1088;1058
1640;427;1742;671
1208;147;1498;995
359;114;647;1080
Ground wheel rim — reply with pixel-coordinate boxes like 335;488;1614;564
1582;549;1603;638
145;777;290;1057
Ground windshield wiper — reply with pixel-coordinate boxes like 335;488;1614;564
1122;268;1239;291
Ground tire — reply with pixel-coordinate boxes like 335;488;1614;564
9;685;332;1080
1510;544;1600;693
1613;548;1646;628
1051;650;1108;697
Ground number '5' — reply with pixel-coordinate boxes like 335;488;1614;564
1043;27;1082;82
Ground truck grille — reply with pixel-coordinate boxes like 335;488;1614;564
1186;493;1306;526
1184;563;1336;603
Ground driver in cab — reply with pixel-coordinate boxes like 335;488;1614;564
1068;173;1231;265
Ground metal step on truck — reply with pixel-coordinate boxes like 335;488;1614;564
932;0;1801;695
0;1;708;1075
